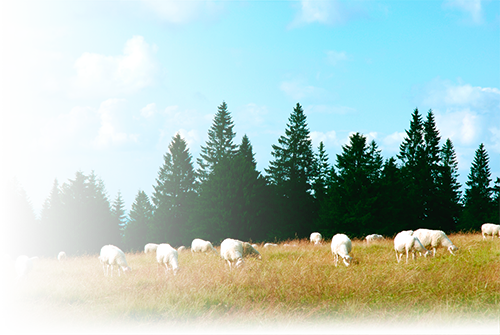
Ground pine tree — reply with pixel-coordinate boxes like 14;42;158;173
151;133;196;246
0;177;37;255
438;139;462;231
123;190;153;251
265;103;317;239
459;143;494;231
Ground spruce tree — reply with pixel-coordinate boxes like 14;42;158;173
111;191;127;236
40;179;64;256
123;190;153;251
312;141;330;204
459;143;494;231
151;133;196;246
265;103;316;239
1;178;37;255
438;139;462;231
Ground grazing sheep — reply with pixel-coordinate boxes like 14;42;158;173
57;251;66;261
331;234;353;267
156;244;179;275
2;254;16;266
15;255;38;278
144;243;159;254
412;229;458;256
310;232;322;245
394;231;430;263
99;245;131;277
365;234;384;243
220;238;261;269
191;238;219;255
264;243;278;248
481;223;500;240
251;244;258;248
177;246;186;252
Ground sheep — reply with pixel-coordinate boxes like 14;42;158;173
394;231;430;263
264;243;278;248
412;229;458;256
2;254;16;266
144;243;159;254
156;243;179;275
99;245;131;277
365;234;384;243
310;232;322;245
220;238;261;269
57;251;66;261
251;244;258;248
330;234;353;267
177;246;186;252
481;223;500;240
15;255;38;278
191;238;219;255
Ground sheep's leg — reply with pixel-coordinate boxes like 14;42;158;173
433;248;436;257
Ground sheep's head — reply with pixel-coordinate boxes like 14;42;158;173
342;255;353;267
448;245;458;255
123;266;132;273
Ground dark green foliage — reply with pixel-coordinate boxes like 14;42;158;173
265;103;317;239
111;191;127;235
123;190;153;252
150;133;196;247
459;143;495;231
437;139;462;231
1;177;37;256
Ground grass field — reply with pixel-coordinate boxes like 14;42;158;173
2;233;500;334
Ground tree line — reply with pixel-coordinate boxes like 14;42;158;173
3;102;499;256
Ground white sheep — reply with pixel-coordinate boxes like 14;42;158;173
330;234;353;267
177;246;186;252
191;238;219;255
412;229;458;256
2;254;16;266
394;231;430;263
310;232;322;245
481;223;500;240
365;234;384;243
57;251;66;261
156;243;179;275
264;243;278;248
15;255;38;278
144;243;159;254
220;238;261;269
99;245;131;277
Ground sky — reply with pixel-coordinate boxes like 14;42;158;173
1;0;499;216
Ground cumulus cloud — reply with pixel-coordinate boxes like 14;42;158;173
140;103;158;118
310;130;339;148
72;36;159;97
443;0;483;24
2;22;67;82
94;99;139;149
381;131;406;154
280;80;326;100
289;0;366;28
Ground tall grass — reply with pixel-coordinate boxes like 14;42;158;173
3;233;500;333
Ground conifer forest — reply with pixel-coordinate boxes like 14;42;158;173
3;102;499;257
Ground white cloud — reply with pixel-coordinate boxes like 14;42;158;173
94;99;139;149
443;0;483;24
142;0;223;24
140;103;158;118
280;80;326;100
290;0;365;28
310;130;339;148
37;106;99;153
235;103;269;128
381;131;406;154
326;50;348;66
72;36;159;97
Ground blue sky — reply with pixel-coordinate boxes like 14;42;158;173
1;0;499;215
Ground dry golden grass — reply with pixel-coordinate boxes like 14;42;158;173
3;233;500;333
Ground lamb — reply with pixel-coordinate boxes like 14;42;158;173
57;251;66;261
394;231;430;263
144;243;159;254
481;223;500;240
220;238;261;269
177;246;186;252
2;254;16;266
264;243;278;248
99;245;131;277
15;255;38;278
330;234;353;267
412;229;458;256
310;232;322;245
156;243;179;275
191;238;219;255
365;234;384;243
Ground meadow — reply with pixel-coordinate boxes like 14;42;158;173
3;233;500;334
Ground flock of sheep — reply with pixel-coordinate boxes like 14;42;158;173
12;223;500;278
